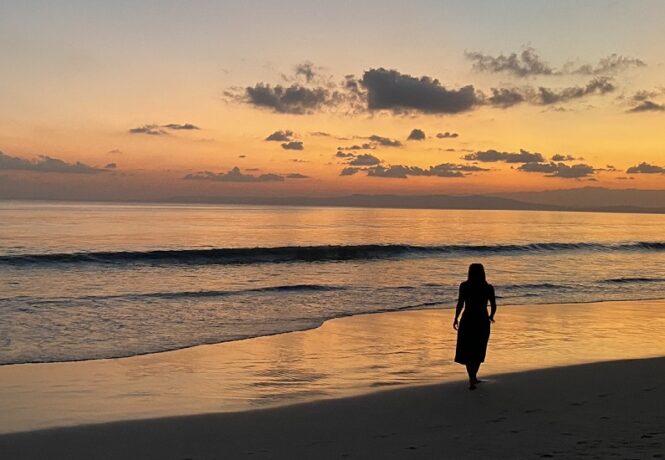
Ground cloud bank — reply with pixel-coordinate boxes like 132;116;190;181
0;151;103;174
184;167;287;182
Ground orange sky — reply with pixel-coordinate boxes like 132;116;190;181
1;1;664;200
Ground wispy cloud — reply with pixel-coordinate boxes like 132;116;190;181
162;123;200;130
466;46;644;78
627;100;665;113
129;123;200;135
466;47;555;78
368;135;402;147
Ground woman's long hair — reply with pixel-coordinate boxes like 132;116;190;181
467;263;487;285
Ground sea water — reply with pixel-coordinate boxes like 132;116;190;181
1;201;664;365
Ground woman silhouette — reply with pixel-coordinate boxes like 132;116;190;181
453;263;496;390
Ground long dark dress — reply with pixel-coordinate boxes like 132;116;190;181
454;281;494;364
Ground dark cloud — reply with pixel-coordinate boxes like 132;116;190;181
281;141;304;150
129;124;167;135
162;123;200;130
265;130;295;141
551;154;577;161
340;167;361;176
286;173;309;179
568;54;645;75
466;47;554;77
368;135;402;147
245;83;331;114
183;167;285;182
338;143;374;150
519;162;595;178
238;155;246;158
430;163;488;174
348;154;382;166
366;162;483;179
294;62;317;83
407;129;426;141
487;88;526;108
0;151;103;174
366;165;415;179
627;100;665;113
485;78;615;108
534;77;615;105
436;132;459;139
130;123;200;135
626;162;665;174
107;149;122;154
361;68;479;114
335;151;355;158
468;47;645;77
310;131;331;137
463;149;545;164
630;89;665;102
104;163;117;169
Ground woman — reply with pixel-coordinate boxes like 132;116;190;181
453;263;496;390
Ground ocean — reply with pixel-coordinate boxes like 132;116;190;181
1;201;664;365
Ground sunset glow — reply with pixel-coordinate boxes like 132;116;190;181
2;1;665;200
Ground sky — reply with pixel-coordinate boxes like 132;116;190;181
1;0;665;200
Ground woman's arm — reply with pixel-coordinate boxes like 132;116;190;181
453;283;464;330
489;285;497;322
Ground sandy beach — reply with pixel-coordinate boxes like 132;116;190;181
1;299;665;458
1;356;664;459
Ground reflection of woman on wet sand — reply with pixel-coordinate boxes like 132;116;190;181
453;263;496;390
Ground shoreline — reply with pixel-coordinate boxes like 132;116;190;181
3;296;665;368
2;356;664;459
1;299;665;436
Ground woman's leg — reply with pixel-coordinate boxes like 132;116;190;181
472;362;481;383
466;362;479;389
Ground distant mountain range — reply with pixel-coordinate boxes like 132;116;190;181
164;187;665;214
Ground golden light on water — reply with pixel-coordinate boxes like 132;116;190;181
2;299;664;434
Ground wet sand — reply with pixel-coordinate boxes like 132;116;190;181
1;299;665;458
1;356;664;459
